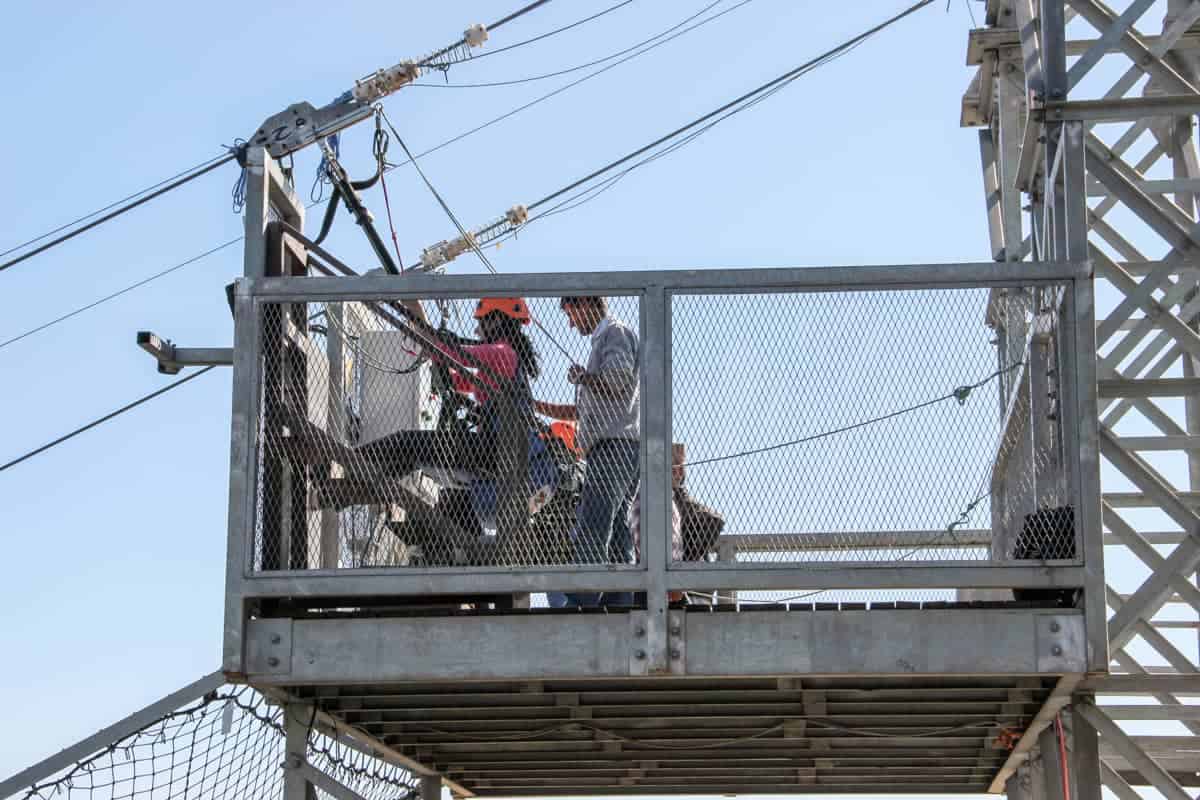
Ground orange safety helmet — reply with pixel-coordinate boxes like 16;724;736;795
548;420;580;455
474;297;531;325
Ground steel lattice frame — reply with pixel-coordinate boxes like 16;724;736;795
965;0;1200;796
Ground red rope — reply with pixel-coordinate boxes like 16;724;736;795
1054;713;1071;800
379;169;405;272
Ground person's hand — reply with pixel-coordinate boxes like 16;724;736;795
567;364;587;385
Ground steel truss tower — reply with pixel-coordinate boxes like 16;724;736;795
965;0;1200;795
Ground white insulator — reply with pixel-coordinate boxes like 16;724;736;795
421;242;451;271
352;61;421;103
464;23;489;47
505;205;528;226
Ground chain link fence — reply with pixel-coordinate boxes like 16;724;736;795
4;683;416;800
251;294;641;573
240;275;1081;595
671;283;1077;568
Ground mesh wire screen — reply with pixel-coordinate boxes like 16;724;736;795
251;294;642;572
8;685;416;800
671;284;1077;566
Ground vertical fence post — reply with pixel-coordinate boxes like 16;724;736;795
641;286;671;672
283;703;314;800
224;281;260;674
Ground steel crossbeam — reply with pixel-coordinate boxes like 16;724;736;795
966;0;1200;796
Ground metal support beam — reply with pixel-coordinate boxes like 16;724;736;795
1075;702;1194;800
284;703;314;800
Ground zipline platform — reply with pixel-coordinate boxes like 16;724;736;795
213;151;1106;796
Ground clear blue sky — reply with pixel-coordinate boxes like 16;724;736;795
3;1;1172;797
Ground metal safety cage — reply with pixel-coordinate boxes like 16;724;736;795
224;261;1100;618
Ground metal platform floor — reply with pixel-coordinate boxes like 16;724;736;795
294;671;1054;795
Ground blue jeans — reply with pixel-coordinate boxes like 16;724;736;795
566;438;640;608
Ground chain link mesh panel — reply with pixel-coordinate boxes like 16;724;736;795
251;294;642;573
670;284;1076;566
6;684;416;800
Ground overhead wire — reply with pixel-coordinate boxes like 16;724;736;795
418;0;558;68
453;0;636;63
413;0;723;89
0;154;235;275
526;0;935;215
382;111;583;366
0;366;217;473
1;0;759;353
0;236;243;353
0;152;234;261
387;0;748;168
682;361;1022;468
0;0;560;277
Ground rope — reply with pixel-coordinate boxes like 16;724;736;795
684;361;1022;469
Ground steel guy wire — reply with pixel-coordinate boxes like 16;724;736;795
382;112;583;367
417;0;557;68
387;0;753;170
0;366;217;474
683;360;1025;469
0;0;557;278
0;155;236;275
2;2;756;351
0;237;243;353
435;0;636;65
526;0;934;215
413;0;723;88
0;152;234;261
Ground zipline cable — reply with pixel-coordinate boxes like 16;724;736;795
382;111;583;366
0;366;217;473
0;237;242;353
0;152;234;261
683;361;1021;468
389;0;750;168
0;155;235;275
414;0;723;88
528;0;935;213
449;0;635;63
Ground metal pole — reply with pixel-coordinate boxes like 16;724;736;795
421;775;442;800
284;703;314;800
1069;703;1103;800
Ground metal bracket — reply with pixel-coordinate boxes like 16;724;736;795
246;619;292;676
1035;614;1086;672
137;331;232;374
668;610;686;675
628;611;650;676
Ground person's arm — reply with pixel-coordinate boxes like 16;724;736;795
569;326;637;397
534;399;577;421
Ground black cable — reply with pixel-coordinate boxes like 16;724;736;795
0;155;235;275
489;0;556;32
683;361;1021;468
0;366;217;473
383;114;582;365
0;237;242;353
0;0;750;351
385;0;750;167
419;0;558;67
465;0;635;62
528;0;934;212
414;0;721;89
0;153;234;261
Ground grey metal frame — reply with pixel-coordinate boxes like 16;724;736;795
963;0;1200;795
224;259;1102;677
